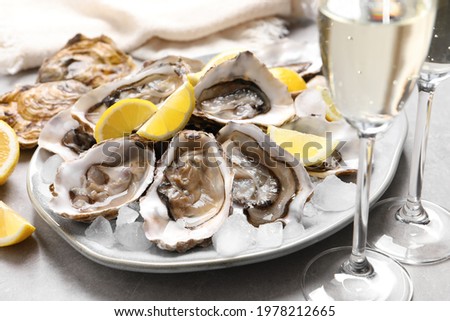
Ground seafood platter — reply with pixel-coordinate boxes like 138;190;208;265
0;34;407;272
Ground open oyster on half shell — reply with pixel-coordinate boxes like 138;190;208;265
0;80;90;148
193;51;296;128
140;130;233;253
49;137;155;222
37;34;136;88
38;109;96;161
216;122;313;226
71;56;202;133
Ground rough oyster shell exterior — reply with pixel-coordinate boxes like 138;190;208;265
37;34;136;88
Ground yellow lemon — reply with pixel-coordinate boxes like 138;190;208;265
187;49;242;86
269;67;307;93
318;86;343;122
268;126;340;166
137;82;195;141
94;98;158;142
0;201;35;247
0;120;20;185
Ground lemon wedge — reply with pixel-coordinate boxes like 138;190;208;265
0;201;35;247
318;86;343;122
187;49;242;86
94;98;158;142
268;126;340;166
0;120;20;185
269;67;307;93
137;82;195;141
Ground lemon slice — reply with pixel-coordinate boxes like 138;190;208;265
318;86;343;122
269;67;307;93
137;82;195;141
94;98;158;142
0;201;35;247
268;126;340;166
0;120;20;185
187;49;242;86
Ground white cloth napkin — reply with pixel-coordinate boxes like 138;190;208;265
0;0;318;75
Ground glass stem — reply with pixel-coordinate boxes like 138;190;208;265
397;79;436;224
342;134;375;276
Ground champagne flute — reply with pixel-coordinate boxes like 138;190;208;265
368;0;450;264
301;0;436;301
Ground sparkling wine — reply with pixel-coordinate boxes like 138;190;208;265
319;0;436;133
422;0;450;74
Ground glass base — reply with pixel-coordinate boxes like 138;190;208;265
368;197;450;265
301;246;413;301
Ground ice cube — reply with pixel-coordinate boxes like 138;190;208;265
256;221;283;249
303;202;319;217
85;216;115;248
212;213;257;257
116;206;140;227
40;154;64;184
311;175;356;212
283;219;306;240
114;222;152;251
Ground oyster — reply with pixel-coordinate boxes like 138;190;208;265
37;34;136;88
38;110;96;161
49;137;155;222
140;130;233;252
0;80;90;148
216;122;313;226
71;56;201;133
194;51;296;127
283;89;359;178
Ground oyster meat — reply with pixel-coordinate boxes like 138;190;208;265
49;137;155;222
71;56;202;132
0;80;90;148
216;122;313;226
37;34;136;88
140;130;233;252
194;51;296;127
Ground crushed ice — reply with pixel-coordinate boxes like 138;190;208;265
85;216;115;248
84;204;151;251
311;175;356;212
40;154;63;184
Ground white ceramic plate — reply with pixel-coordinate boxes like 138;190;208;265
27;112;407;273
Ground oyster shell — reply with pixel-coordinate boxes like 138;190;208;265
49;137;155;222
0;80;90;148
194;51;296;127
140;130;233;252
38;110;96;161
71;56;201;133
216;122;313;226
37;34;136;88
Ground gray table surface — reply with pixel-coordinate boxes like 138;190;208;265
1;67;450;301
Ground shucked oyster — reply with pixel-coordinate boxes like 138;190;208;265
37;34;136;88
71;56;202;133
140;130;233;252
0;80;90;148
49;137;155;222
216;122;313;226
38;110;96;161
194;51;296;127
